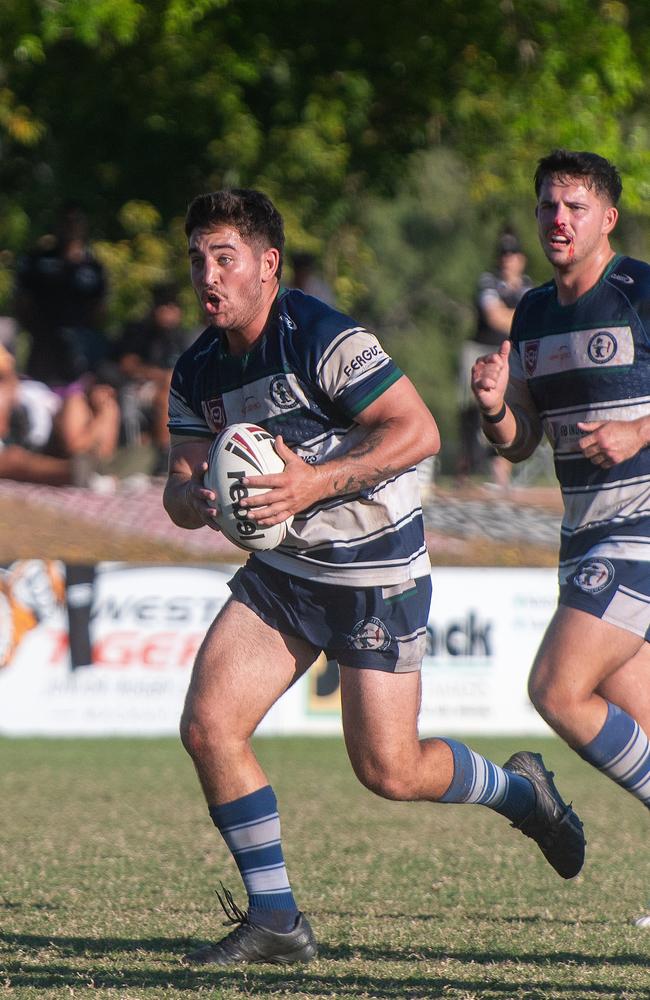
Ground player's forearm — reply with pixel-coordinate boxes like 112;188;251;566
634;414;650;450
313;417;440;498
481;402;543;463
163;474;205;529
479;401;518;448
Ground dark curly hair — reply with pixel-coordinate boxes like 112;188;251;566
184;188;285;278
534;150;622;206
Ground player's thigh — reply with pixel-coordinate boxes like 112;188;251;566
184;596;317;735
530;604;645;700
339;665;422;774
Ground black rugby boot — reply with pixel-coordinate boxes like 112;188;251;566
182;887;318;967
503;750;585;879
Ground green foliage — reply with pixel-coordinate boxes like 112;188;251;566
352;148;536;465
93;200;199;330
5;0;650;449
5;0;650;234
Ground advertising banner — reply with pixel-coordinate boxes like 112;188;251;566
0;561;558;737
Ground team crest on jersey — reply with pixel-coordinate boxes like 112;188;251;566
348;617;392;651
573;558;615;594
202;396;226;431
523;340;540;377
270;375;298;409
587;332;617;365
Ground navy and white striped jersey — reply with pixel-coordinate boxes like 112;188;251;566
168;288;430;586
509;254;650;581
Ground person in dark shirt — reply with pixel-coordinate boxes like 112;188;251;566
458;230;532;486
115;282;195;475
14;203;109;387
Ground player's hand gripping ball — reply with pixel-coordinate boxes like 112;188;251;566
204;423;293;551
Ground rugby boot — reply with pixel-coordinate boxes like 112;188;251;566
503;750;585;879
182;887;318;966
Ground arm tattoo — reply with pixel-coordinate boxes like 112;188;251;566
330;427;398;494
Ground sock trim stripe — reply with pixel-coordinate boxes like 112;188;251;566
233;838;281;856
220;811;279;835
242;862;288;876
603;725;648;780
466;752;508;806
629;769;650;802
222;817;281;852
620;742;650;786
244;869;292;893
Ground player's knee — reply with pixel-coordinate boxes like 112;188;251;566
180;708;217;763
528;671;571;725
352;757;415;801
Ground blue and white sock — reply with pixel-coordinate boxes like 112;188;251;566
439;738;535;824
209;785;299;932
578;701;650;808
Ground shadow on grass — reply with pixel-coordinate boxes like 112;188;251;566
315;909;613;927
1;959;649;999
1;931;648;967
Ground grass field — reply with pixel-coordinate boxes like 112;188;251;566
1;735;648;1000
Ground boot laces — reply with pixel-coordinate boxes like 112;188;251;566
215;883;249;928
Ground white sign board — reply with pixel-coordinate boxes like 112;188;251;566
0;561;558;737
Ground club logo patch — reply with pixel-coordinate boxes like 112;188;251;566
587;332;617;365
573;558;615;594
270;375;298;409
348;617;392;651
203;396;226;431
523;340;540;377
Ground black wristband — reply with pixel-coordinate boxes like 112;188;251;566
481;402;507;424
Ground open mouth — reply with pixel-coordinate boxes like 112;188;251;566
548;229;572;249
203;291;222;314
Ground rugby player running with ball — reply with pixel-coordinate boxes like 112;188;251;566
163;188;585;966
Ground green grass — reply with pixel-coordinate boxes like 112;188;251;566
0;735;648;999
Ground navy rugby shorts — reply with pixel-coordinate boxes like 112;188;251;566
227;556;432;672
561;555;650;641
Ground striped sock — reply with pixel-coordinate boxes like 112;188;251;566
209;785;299;932
578;702;650;808
439;738;535;824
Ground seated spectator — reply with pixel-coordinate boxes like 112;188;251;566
0;345;118;488
114;282;196;475
13;202;124;470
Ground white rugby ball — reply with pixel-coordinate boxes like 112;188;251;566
204;423;293;551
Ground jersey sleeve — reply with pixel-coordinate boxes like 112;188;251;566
167;362;212;438
311;323;402;416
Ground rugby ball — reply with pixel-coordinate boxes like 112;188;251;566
204;423;293;551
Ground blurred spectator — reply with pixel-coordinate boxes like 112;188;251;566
457;229;533;488
0;344;117;487
290;252;336;306
13;202;122;473
14;202;110;387
0;317;17;354
114;282;196;476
